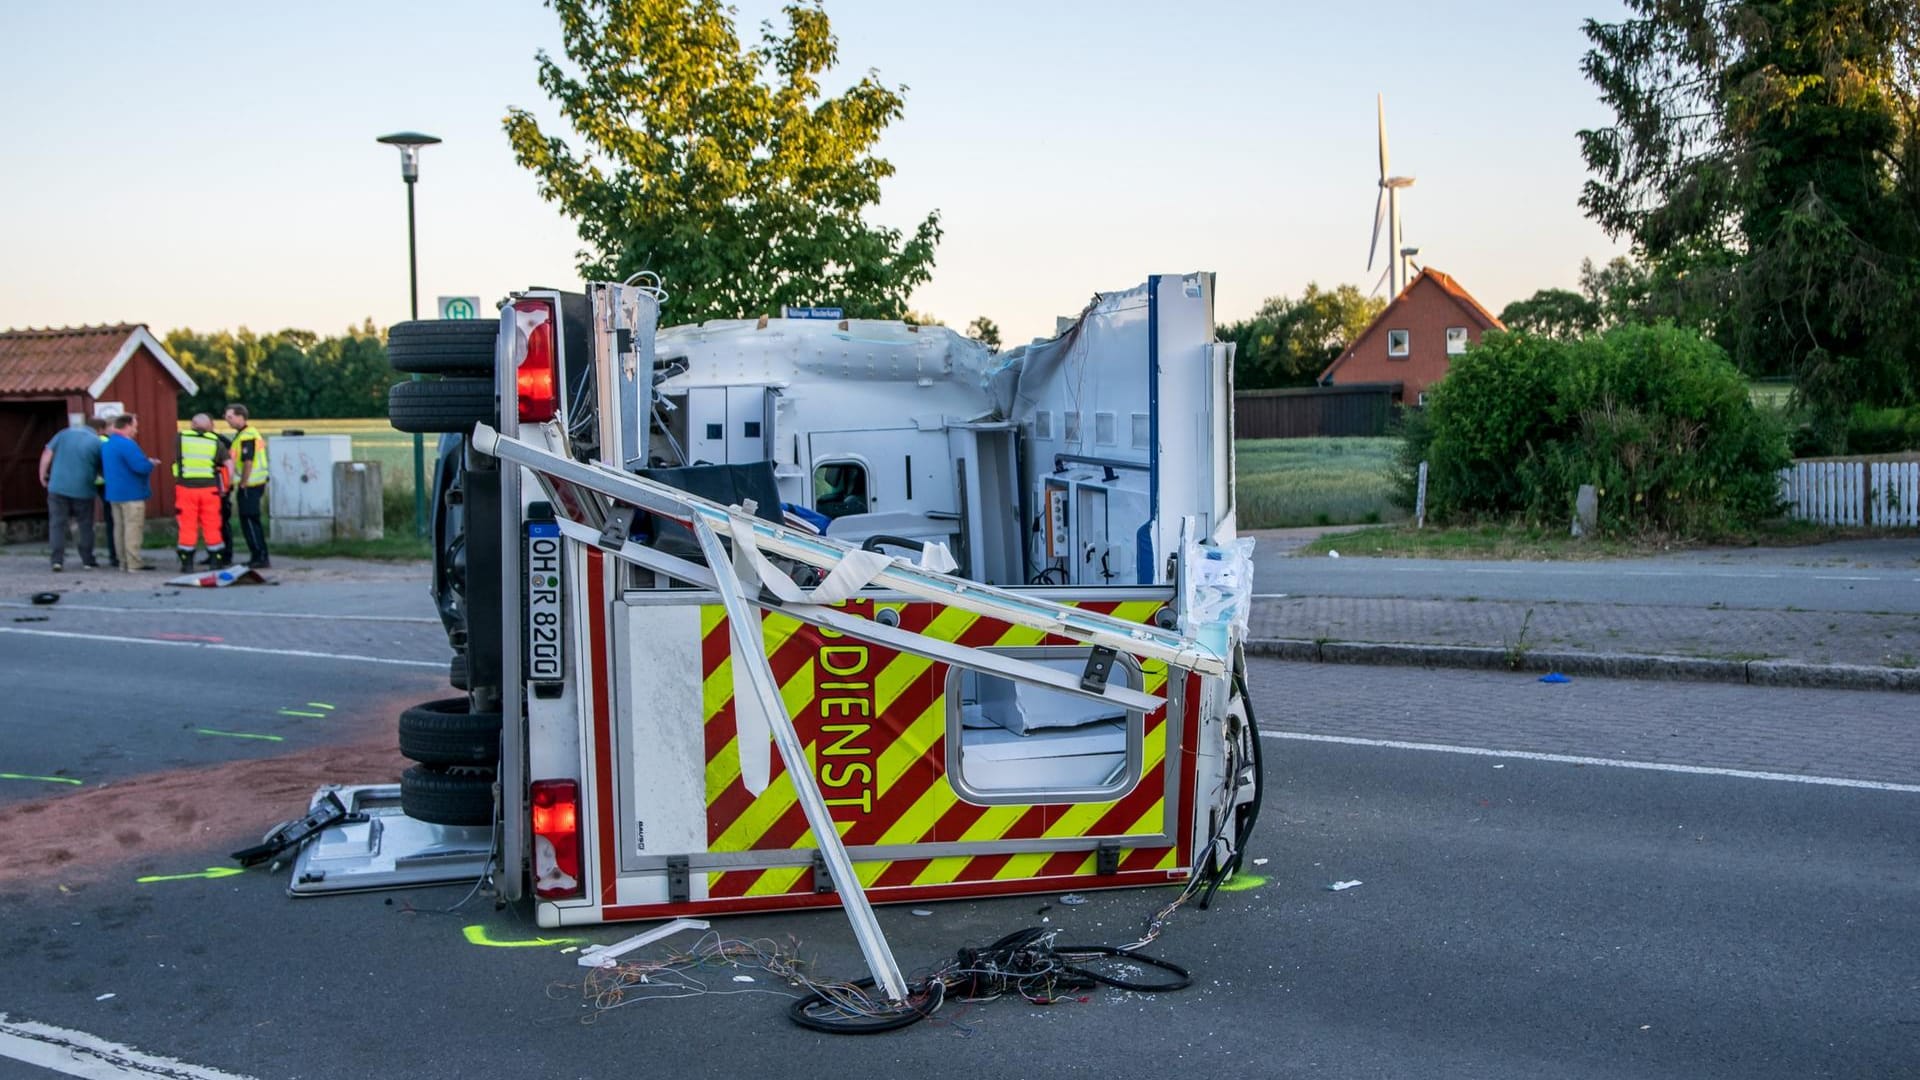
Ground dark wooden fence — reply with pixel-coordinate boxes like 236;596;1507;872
1235;383;1401;439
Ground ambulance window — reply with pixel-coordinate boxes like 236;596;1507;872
944;648;1144;805
814;461;868;520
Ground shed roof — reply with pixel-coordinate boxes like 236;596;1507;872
0;324;196;398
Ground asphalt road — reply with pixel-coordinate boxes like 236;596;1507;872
1253;537;1920;614
1;632;1914;1077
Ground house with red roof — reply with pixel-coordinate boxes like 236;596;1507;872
1318;268;1504;404
0;324;196;527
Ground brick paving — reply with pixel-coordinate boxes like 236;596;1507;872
1251;595;1920;670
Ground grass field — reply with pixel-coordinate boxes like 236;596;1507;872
1234;437;1406;530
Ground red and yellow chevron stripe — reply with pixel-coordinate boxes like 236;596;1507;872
696;598;1184;898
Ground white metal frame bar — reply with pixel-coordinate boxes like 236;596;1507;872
691;518;910;1003
472;424;1224;676
549;517;1163;713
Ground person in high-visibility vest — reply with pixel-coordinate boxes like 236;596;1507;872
223;403;270;568
174;413;229;572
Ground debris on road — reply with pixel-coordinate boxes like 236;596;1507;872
29;592;59;605
1539;673;1571;684
1328;880;1364;892
1060;893;1088;905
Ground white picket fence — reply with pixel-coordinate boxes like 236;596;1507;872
1778;460;1920;526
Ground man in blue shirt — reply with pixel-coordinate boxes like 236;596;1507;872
100;413;159;573
38;419;103;571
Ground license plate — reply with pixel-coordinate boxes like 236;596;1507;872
524;521;565;682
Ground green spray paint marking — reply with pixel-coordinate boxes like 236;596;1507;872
194;728;285;742
306;702;335;710
1212;873;1268;893
279;709;328;719
462;925;583;949
0;772;82;786
138;866;245;884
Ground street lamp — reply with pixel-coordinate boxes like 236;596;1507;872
377;131;441;538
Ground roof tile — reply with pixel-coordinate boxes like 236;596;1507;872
0;324;143;396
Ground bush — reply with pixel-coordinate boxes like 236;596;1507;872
1845;405;1920;455
1406;325;1790;536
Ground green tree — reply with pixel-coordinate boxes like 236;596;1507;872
1578;0;1920;444
966;315;1002;350
1498;288;1599;340
1219;283;1384;389
901;310;944;327
167;323;392;420
504;0;941;325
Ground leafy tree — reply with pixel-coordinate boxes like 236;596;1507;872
167;322;392;420
504;0;941;325
1219;283;1384;389
966;316;1002;350
1577;0;1920;444
1498;288;1600;340
901;310;944;327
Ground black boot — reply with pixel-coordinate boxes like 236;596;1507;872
179;550;195;573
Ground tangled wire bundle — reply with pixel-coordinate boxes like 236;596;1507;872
787;926;1190;1034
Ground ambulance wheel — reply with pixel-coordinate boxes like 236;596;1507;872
388;377;495;434
398;698;501;767
387;319;499;375
400;764;495;827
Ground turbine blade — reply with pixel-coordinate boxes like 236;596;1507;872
1377;93;1389;179
1370;264;1391;299
1367;188;1386;270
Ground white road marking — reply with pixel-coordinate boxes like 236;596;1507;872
1351;565;1905;583
0;1013;256;1080
1263;730;1920;793
0;627;445;669
0;600;437;624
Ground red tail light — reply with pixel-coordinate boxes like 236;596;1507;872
529;778;582;900
513;298;558;424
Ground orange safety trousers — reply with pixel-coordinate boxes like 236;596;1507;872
176;486;225;550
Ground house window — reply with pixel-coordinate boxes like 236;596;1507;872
1387;329;1410;358
1416;392;1430;407
1446;327;1469;355
813;460;868;520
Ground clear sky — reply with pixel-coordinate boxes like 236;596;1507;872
0;0;1628;345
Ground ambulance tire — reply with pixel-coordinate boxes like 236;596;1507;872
388;377;496;434
400;765;495;827
387;319;499;375
448;652;469;691
398;698;501;767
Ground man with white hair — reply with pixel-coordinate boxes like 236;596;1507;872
175;413;229;571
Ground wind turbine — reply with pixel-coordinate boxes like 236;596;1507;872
1367;94;1417;299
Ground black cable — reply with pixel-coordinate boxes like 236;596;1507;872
787;926;1190;1034
1200;666;1264;909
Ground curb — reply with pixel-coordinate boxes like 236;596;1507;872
1246;638;1920;693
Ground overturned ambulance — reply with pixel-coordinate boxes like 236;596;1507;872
296;275;1259;973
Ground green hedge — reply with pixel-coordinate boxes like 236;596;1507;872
1401;325;1790;536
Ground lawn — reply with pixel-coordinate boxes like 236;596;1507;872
1234;437;1406;530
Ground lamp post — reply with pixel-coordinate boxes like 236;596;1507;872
376;131;442;538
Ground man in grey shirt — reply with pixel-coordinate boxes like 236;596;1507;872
39;421;103;571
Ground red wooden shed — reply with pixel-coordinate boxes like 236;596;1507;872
0;324;197;527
